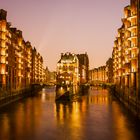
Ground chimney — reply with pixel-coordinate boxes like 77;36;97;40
61;53;64;57
0;9;7;20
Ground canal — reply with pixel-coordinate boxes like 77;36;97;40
0;87;140;140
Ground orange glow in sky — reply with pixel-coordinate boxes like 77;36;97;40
1;0;129;70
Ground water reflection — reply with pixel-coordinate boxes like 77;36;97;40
111;102;137;140
55;102;83;139
0;87;140;140
55;88;127;140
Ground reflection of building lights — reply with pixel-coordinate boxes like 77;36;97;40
41;93;46;102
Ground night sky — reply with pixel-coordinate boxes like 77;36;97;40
1;0;129;70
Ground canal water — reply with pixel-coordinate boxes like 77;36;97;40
0;87;140;140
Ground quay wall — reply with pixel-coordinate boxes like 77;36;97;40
0;84;42;108
109;85;140;118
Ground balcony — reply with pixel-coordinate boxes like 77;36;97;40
124;57;131;64
128;25;137;31
123;63;130;69
0;49;6;56
131;54;137;60
131;45;137;50
18;64;22;70
125;51;130;56
128;35;137;41
0;69;5;75
127;14;137;20
0;57;6;64
131;33;137;38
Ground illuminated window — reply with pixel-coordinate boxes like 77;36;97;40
2;24;6;32
1;48;6;55
1;56;6;63
1;64;5;74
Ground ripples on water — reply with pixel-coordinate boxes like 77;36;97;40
0;87;140;140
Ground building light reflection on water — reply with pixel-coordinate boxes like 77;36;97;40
2;114;9;136
41;88;47;102
0;88;140;140
55;89;110;123
41;93;46;102
111;102;134;140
